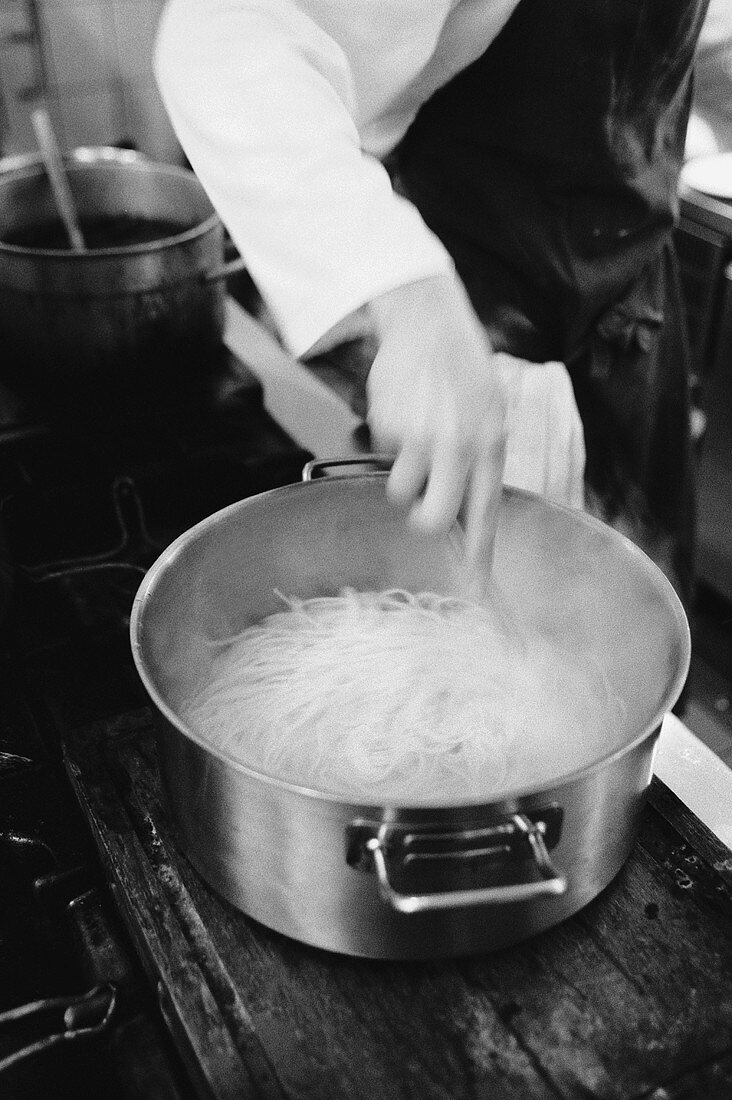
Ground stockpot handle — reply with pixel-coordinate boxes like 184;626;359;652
303;456;393;481
349;811;567;915
202;255;249;283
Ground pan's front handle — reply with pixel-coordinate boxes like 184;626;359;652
302;456;393;481
347;809;567;914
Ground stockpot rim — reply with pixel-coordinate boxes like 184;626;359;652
0;144;148;175
130;473;691;812
0;148;221;260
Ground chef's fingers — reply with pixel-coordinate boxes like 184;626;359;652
407;437;472;534
385;438;430;506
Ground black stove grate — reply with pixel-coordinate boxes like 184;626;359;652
0;345;311;646
0;339;312;1096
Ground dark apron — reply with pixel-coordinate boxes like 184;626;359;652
392;0;709;606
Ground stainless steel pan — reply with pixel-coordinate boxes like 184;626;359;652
130;460;690;958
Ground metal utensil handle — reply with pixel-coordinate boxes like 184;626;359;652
302;456;393;481
366;814;567;914
31;107;86;251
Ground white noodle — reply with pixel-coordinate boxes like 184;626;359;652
182;588;626;803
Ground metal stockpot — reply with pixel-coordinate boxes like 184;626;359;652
130;460;690;959
0;146;243;417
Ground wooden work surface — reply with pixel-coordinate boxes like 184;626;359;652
63;709;732;1100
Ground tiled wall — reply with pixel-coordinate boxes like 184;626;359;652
0;0;182;163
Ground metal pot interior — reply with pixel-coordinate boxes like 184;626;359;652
0;156;218;252
132;475;690;806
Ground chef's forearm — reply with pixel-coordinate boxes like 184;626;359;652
154;0;453;358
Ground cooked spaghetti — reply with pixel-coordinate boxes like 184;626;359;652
181;587;625;803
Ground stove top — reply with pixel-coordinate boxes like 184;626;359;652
0;343;311;643
2;329;732;1099
0;337;311;1096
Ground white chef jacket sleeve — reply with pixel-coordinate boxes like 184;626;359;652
154;0;455;357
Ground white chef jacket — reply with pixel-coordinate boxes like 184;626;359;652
154;0;521;357
155;0;586;510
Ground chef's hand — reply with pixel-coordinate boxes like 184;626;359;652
367;274;510;566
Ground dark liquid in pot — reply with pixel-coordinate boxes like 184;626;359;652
3;215;190;251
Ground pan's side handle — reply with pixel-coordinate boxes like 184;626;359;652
347;809;567;914
302;456;393;482
202;255;249;283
